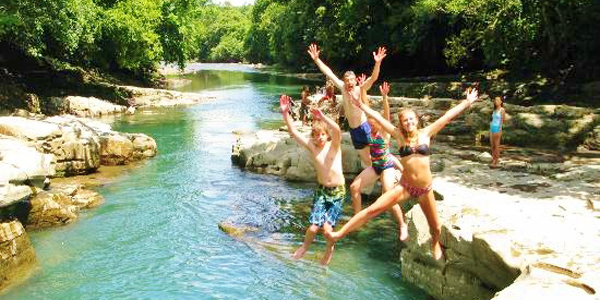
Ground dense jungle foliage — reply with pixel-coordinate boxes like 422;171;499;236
1;0;599;83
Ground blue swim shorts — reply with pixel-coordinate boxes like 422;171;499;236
350;121;371;149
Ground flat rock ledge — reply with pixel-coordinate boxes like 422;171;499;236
122;85;215;108
23;85;215;117
231;129;600;300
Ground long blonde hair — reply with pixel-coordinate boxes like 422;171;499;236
397;109;420;139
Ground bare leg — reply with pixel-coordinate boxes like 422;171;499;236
358;147;372;168
320;222;335;265
293;224;319;259
490;132;502;166
418;191;443;260
494;132;502;165
327;186;410;242
350;167;378;215
381;168;408;241
390;205;408;241
489;131;495;165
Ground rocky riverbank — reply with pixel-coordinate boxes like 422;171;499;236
0;83;214;291
229;102;600;299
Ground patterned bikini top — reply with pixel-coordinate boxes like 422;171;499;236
397;144;430;157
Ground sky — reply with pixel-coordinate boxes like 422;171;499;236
212;0;254;6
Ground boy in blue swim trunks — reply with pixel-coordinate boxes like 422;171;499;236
280;94;346;265
308;43;387;167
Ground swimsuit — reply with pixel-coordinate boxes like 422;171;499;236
490;109;502;133
396;143;432;197
309;184;346;227
349;121;371;149
369;132;394;175
400;176;432;198
397;144;431;157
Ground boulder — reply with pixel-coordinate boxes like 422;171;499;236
25;185;104;230
0;136;54;208
0;116;100;176
25;190;78;229
0;116;156;176
0;219;36;291
64;96;126;117
232;128;363;181
580;124;600;151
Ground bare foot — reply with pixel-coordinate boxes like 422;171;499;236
431;241;444;260
293;246;308;259
399;223;409;242
320;244;335;265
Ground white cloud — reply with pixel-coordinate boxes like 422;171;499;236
212;0;254;6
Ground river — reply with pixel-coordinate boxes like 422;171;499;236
3;64;426;299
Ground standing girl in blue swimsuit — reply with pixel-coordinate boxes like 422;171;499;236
349;81;408;241
490;96;506;168
327;87;480;260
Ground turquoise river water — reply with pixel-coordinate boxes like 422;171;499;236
4;64;426;299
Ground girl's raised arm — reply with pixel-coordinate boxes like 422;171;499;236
423;88;479;137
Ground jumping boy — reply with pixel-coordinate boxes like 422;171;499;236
307;43;387;167
279;94;345;266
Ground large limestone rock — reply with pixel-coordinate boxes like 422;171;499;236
0;219;36;291
232;127;363;181
68;116;157;165
0;136;54;208
0;116;157;176
64;96;126;117
0;116;100;176
25;185;104;230
399;177;600;300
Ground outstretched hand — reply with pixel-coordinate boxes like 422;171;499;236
466;87;479;105
307;43;320;61
373;46;387;63
279;94;291;114
356;73;367;87
379;81;390;96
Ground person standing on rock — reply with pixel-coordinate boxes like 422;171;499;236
279;94;346;265
349;80;409;241
326;87;480;260
307;43;387;167
300;86;311;126
490;96;506;168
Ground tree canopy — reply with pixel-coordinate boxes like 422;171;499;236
1;0;599;81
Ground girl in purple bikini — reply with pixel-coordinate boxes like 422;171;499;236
327;86;480;260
